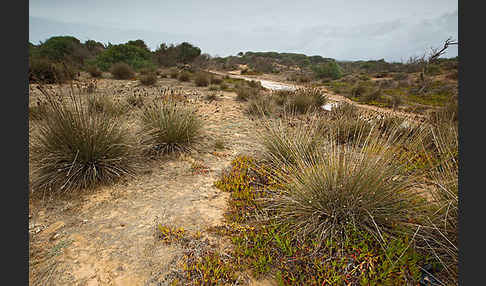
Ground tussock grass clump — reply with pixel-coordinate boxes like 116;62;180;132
285;88;327;114
140;100;202;155
194;72;210;87
328;101;359;119
110;62;134;79
246;96;275;117
258;115;322;166
415;123;458;284
30;87;138;194
86;65;102;78
271;90;293;106
29;101;49;121
264;120;425;245
139;72;157;86
324;117;374;145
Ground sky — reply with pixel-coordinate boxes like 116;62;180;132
29;0;458;62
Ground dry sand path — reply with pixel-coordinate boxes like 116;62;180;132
208;70;428;123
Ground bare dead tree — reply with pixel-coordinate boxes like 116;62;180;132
417;37;458;94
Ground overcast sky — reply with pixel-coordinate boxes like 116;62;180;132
29;0;458;62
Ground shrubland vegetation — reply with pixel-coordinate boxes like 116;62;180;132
29;35;459;285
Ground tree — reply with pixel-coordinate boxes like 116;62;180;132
177;42;201;64
416;37;458;94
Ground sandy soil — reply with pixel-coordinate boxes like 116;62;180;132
29;69;435;285
29;75;265;286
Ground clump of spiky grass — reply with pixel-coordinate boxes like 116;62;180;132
414;122;458;284
285;88;327;114
140;100;202;155
246;95;275;117
328;101;359;119
29;86;138;194
29;100;49;121
262;119;425;246
257;113;322;167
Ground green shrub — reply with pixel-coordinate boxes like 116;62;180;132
30;88;138;193
94;42;155;71
178;71;191;82
139;73;157;86
110;62;135;79
311;61;343;80
86;65;102;78
194;72;209;86
140;100;202;154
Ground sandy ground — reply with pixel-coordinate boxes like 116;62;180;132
29;70;434;285
29;75;265;286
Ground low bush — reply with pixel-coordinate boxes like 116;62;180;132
110;62;135;79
